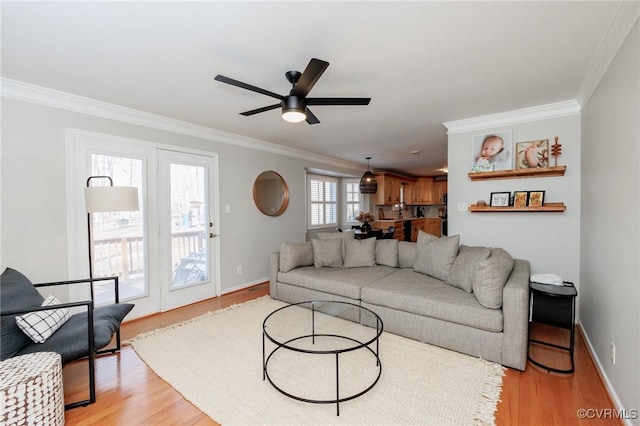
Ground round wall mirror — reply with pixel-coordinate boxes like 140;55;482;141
253;171;289;216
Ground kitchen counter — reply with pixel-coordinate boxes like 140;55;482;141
372;218;442;241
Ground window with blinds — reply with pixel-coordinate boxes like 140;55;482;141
344;180;360;224
308;174;337;228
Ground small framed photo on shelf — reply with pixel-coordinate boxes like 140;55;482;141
528;190;545;207
515;139;549;169
490;192;511;207
513;191;529;207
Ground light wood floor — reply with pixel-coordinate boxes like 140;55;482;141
64;283;620;425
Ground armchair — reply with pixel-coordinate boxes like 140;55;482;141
1;267;134;409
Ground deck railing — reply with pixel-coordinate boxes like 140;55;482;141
93;230;204;278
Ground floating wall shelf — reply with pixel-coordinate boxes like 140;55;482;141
468;166;566;181
469;202;566;213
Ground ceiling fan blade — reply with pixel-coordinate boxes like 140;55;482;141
214;75;284;100
305;108;320;125
291;58;329;98
239;103;281;116
306;97;371;106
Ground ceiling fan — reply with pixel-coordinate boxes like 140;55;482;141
214;58;371;125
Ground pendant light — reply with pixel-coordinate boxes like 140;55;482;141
359;157;378;194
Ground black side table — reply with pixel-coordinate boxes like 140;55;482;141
528;281;578;373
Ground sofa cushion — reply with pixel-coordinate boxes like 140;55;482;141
360;268;503;332
446;245;491;293
413;232;460;281
278;265;397;300
1;268;46;360
375;239;399;267
16;303;135;364
343;238;376;268
279;242;314;272
473;248;514;309
398;241;416;268
16;295;72;343
317;231;354;257
311;239;343;268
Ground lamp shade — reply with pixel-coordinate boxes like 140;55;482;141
359;171;378;194
84;186;139;213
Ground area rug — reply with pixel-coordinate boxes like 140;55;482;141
129;296;505;425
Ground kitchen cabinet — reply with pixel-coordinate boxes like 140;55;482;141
425;218;441;237
433;180;447;204
373;173;445;206
415;178;435;204
410;219;425;242
403;181;415;205
373;173;415;206
372;174;395;205
408;218;441;241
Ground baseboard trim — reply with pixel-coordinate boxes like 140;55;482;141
221;278;269;296
576;322;633;426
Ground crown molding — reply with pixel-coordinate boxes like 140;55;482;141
443;100;581;135
577;2;640;107
0;77;363;171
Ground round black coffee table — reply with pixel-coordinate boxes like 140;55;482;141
262;301;383;416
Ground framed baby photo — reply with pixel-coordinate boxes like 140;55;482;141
490;192;511;207
471;130;513;172
513;191;529;208
528;190;545;207
515;139;549;169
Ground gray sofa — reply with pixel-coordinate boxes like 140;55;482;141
269;231;530;370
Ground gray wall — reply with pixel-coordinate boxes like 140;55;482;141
581;21;639;419
0;97;360;294
447;114;582;290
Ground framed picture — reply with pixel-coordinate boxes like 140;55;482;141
528;190;545;207
471;131;513;172
513;191;529;208
490;192;511;207
515;139;549;169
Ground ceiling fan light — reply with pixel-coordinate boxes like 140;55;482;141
282;110;306;123
282;96;306;123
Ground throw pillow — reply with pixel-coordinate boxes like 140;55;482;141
446;245;491;293
398;241;417;268
413;231;460;281
279;242;314;272
375;239;399;267
472;248;515;309
343;238;377;268
1;267;46;359
16;294;72;343
317;231;354;258
311;239;343;268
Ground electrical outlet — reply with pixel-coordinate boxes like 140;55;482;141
236;266;243;275
457;202;468;211
610;342;616;365
225;204;231;213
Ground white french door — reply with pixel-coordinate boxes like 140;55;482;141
67;130;219;318
158;150;217;311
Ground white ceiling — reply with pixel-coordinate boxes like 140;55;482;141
0;1;624;176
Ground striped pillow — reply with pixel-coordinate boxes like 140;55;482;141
16;294;71;343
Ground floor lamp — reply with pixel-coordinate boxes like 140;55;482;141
84;176;139;299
